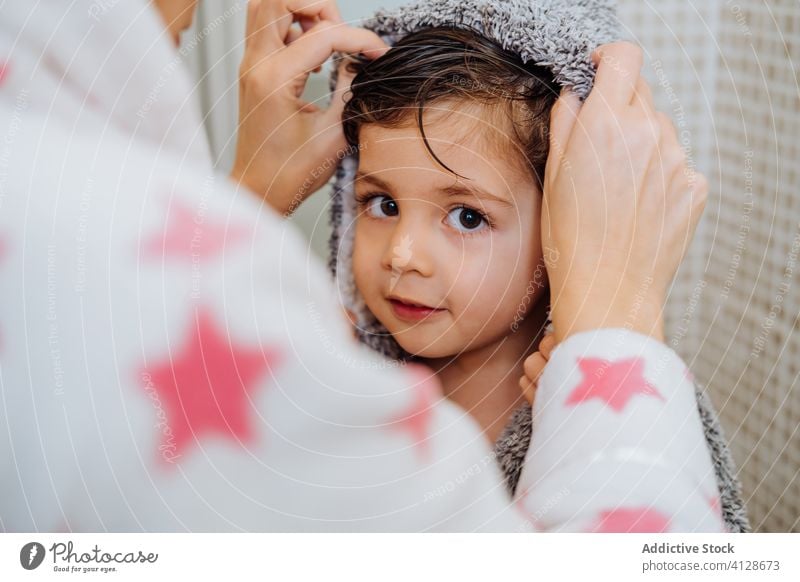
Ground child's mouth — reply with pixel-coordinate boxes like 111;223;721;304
387;297;446;322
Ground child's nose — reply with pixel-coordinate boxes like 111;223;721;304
380;216;436;278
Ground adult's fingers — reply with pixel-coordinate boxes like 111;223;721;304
589;42;643;109
298;15;318;33
302;60;351;162
547;89;581;162
655;111;685;183
284;19;323;72
286;0;343;23
318;58;356;132
282;21;389;77
283;0;344;48
630;76;654;111
251;1;341;53
251;0;293;52
244;0;263;50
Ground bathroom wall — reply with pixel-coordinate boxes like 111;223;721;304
617;0;799;533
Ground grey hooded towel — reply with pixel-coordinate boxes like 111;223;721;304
327;0;750;532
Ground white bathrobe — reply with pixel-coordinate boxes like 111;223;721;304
0;0;723;532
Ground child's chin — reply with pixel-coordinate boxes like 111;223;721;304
394;336;457;359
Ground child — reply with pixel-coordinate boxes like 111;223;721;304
343;27;556;449
329;10;748;533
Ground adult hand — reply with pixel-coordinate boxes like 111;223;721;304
230;0;389;215
541;42;708;343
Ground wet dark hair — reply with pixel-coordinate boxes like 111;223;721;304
342;26;560;187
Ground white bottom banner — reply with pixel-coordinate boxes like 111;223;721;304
1;533;797;581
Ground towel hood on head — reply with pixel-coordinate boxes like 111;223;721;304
329;0;618;360
326;0;750;532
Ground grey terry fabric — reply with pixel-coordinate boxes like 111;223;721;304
327;0;750;532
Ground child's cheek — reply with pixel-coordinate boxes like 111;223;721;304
352;225;379;298
451;252;499;308
454;240;532;319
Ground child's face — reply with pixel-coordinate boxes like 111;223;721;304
352;107;547;358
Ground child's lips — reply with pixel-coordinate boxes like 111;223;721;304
387;297;446;322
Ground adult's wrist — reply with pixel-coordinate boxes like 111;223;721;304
550;284;665;343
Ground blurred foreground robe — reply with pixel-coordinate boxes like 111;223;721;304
0;0;724;532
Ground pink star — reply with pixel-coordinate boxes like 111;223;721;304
590;506;671;532
140;198;250;261
141;307;282;464
386;364;440;463
706;493;725;529
565;357;664;413
0;61;8;85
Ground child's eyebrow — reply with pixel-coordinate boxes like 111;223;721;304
356;171;513;208
354;171;392;192
441;182;513;208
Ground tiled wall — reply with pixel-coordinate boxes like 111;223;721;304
618;0;799;532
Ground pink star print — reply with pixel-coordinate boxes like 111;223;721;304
140;198;250;261
706;493;725;529
590;507;671;533
565;357;664;413
0;61;8;85
141;307;281;464
386;364;440;463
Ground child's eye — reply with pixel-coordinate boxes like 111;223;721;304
359;194;399;218
446;206;489;233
